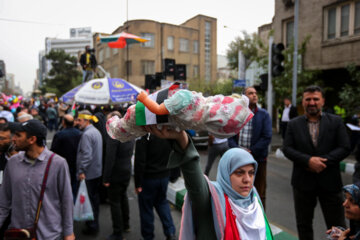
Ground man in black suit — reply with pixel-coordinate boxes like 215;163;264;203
51;114;82;199
280;97;298;139
103;111;135;240
283;86;351;240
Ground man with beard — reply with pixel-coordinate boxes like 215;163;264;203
0;119;74;240
283;85;351;240
0;122;17;239
76;110;103;235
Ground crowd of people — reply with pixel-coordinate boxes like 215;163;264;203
0;85;358;240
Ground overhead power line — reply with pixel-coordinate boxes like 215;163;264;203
0;17;65;26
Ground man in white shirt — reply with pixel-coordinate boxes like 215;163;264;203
280;97;298;139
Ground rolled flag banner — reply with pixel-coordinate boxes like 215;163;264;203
135;83;182;126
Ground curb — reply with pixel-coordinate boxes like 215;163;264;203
340;161;355;174
167;178;186;210
167;177;298;239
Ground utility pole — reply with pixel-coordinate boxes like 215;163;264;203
126;0;129;82
267;36;274;121
292;0;299;106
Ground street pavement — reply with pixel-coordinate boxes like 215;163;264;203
46;131;355;240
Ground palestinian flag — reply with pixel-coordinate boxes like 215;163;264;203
135;83;181;126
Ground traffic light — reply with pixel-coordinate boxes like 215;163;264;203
164;58;176;76
271;43;285;77
259;73;268;91
175;64;186;81
145;74;156;90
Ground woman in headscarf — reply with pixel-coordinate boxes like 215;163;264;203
144;125;273;240
327;184;360;240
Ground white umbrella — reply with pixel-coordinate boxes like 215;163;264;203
74;78;143;104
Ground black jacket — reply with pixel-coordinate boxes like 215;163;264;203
0;153;7;171
280;105;298;120
103;136;135;184
51;127;82;179
283;113;351;191
134;134;172;188
79;52;97;70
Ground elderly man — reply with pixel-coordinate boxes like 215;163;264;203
17;111;33;123
51;114;82;199
0;119;74;240
76;110;103;234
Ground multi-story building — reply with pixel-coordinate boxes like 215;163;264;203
6;73;15;91
271;0;360;103
38;50;46;87
0;60;5;91
93;14;217;88
38;27;93;87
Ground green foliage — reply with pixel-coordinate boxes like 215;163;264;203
188;78;237;96
272;36;323;106
226;31;268;70
339;63;360;117
43;50;82;97
226;32;324;107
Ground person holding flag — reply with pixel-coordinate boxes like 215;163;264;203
143;125;273;240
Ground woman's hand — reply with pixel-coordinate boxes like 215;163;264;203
338;228;351;240
143;125;188;150
326;226;349;240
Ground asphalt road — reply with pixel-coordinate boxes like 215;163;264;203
46;131;353;240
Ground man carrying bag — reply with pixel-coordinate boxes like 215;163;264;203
0;120;75;240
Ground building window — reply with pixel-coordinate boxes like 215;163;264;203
179;38;189;52
325;2;360;40
204;21;211;82
341;4;350;36
112;66;118;77
193;65;199;77
167;36;174;50
327;7;336;39
141;60;155;75
355;1;360;34
141;33;155;48
99;49;104;63
105;47;111;59
112;48;119;55
193;40;199;53
286;20;294;46
125;61;132;76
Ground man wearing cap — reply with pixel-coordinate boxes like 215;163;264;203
0;119;74;240
76;110;103;234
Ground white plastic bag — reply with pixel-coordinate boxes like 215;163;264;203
275;148;287;160
74;179;94;221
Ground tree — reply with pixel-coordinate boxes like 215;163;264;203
339;63;360;117
188;77;237;96
226;31;267;71
42;50;82;96
271;36;323;107
226;31;324;107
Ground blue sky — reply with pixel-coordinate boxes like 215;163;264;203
0;0;274;94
